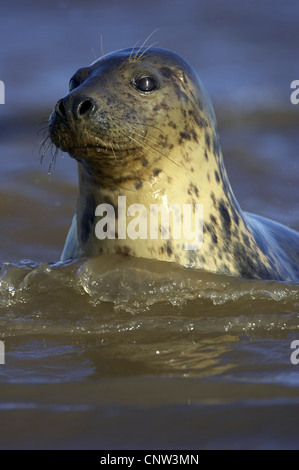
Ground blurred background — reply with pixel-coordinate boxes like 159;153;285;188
0;0;299;263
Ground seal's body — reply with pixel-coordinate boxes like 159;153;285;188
49;47;299;281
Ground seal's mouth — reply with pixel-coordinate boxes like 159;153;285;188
65;142;150;184
49;111;140;158
49;119;139;160
68;144;140;159
70;145;112;154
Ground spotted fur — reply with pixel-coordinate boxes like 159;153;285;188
49;47;299;281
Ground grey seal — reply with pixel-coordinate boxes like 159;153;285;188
48;46;299;281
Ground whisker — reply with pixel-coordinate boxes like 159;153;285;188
118;185;135;192
37;126;49;136
115;127;160;163
114;120;168;159
136;41;159;61
39;127;61;174
106;113;166;136
48;146;59;175
91;47;98;61
134;29;159;60
118;126;181;170
110;143;117;161
118;124;181;169
129;38;141;60
40;140;52;165
100;34;105;60
133;128;166;146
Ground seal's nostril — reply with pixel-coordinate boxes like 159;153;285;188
56;99;67;119
78;99;93;116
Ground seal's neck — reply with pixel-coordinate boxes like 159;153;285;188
73;141;255;278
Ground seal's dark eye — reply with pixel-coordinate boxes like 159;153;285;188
135;76;158;93
69;77;80;91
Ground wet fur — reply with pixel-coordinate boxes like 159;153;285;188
48;47;299;281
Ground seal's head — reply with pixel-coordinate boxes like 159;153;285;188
49;47;217;185
49;46;241;270
49;46;298;282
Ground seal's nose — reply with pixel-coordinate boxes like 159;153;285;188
55;95;97;120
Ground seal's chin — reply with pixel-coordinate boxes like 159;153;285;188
66;143;146;184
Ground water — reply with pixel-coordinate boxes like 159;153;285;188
1;256;299;449
0;0;299;450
